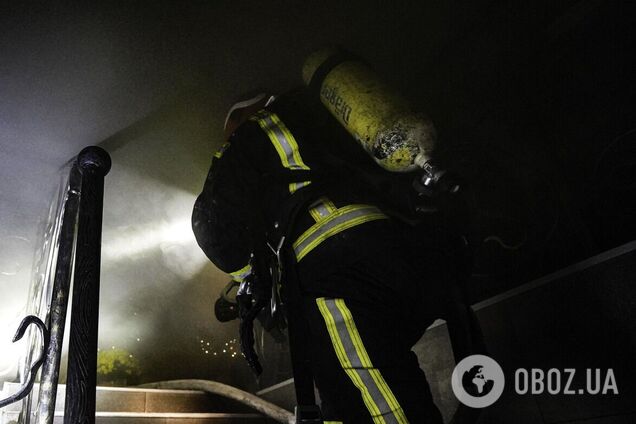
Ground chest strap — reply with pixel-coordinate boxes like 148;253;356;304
293;200;388;262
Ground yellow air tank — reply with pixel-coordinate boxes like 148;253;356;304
303;48;437;172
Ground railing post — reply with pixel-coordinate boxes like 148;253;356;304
64;147;111;424
36;164;81;424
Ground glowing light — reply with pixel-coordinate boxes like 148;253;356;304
101;214;211;280
136;338;141;342
103;221;194;260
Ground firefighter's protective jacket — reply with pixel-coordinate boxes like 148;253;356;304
192;89;399;287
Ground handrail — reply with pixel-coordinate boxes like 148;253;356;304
0;146;111;424
35;164;81;424
64;147;111;424
140;379;294;424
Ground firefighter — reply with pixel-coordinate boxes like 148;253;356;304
192;60;485;421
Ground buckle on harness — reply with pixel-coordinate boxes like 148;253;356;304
267;235;286;319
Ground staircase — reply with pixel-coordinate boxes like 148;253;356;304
0;382;273;423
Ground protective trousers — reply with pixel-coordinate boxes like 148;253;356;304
297;241;454;424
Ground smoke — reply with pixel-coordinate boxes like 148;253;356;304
101;194;208;281
90;100;258;387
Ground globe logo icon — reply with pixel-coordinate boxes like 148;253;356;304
462;365;495;397
452;355;505;408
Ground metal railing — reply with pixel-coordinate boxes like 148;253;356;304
0;146;111;424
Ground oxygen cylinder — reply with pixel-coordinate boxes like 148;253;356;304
302;48;437;173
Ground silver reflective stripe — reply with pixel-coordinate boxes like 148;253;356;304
256;111;308;171
310;202;331;219
252;110;311;194
290;180;311;194
309;197;337;222
317;298;408;424
293;205;387;261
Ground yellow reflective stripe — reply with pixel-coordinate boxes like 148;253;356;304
334;300;409;424
261;121;292;168
295;205;376;247
298;213;385;261
337;298;396;412
309;197;338;222
269;113;309;170
229;263;252;282
252;110;311;193
294;205;388;261
323;198;337;213
252;111;290;168
290;180;312;194
309;208;322;222
316;298;385;423
213;142;230;159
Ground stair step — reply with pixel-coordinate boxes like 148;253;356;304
0;411;269;423
0;383;231;413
